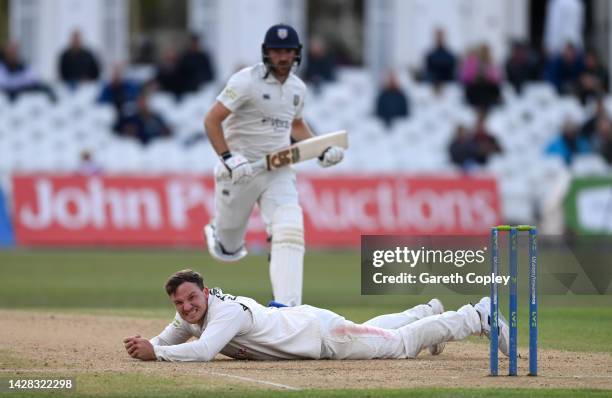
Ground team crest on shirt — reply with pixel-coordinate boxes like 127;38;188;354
277;28;288;39
293;95;300;106
224;87;237;100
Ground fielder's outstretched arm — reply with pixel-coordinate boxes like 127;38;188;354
153;302;252;362
149;313;193;346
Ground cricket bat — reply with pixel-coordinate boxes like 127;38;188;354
218;130;348;180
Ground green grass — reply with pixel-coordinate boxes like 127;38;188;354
0;249;611;397
1;249;611;352
2;380;611;398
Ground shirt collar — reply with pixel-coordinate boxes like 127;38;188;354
257;63;286;84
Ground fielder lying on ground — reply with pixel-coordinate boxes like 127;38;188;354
123;269;510;362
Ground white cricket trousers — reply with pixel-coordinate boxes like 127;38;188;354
213;165;304;305
315;303;481;359
213;165;298;252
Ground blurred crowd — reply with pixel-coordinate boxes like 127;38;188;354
0;0;610;169
0;30;215;147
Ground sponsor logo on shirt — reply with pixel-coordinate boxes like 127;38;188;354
293;95;300;106
262;117;290;131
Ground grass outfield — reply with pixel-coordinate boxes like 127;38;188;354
1;249;611;397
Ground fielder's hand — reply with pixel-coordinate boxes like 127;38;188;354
123;335;156;361
222;153;253;184
318;146;344;168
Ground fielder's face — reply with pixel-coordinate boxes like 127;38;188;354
268;48;297;78
170;282;209;325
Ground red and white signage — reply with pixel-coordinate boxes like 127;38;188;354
12;174;501;247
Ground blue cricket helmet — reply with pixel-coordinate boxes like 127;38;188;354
261;23;302;66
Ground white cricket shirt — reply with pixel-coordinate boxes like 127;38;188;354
151;288;322;361
216;63;307;162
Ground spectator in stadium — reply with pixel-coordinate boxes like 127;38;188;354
98;63;141;115
545;42;585;95
470;110;502;165
424;28;456;85
77;150;103;176
546;118;591;165
577;49;609;104
304;36;336;88
581;96;609;140
177;33;215;93
134;37;157;65
58;30;101;86
505;40;542;94
114;91;172;145
460;44;501;110
375;70;409;128
0;41;55;101
448;124;476;170
153;49;184;99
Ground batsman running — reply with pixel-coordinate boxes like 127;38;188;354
123;269;510;362
203;23;344;306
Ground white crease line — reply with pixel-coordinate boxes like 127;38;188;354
208;371;301;390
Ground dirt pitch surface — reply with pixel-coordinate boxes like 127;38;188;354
1;310;611;391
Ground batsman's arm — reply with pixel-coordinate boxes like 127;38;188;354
291;118;315;142
154;303;251;362
204;101;232;156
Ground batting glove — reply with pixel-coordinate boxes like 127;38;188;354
318;146;344;168
222;152;253;184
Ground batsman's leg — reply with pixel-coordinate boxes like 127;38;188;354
259;169;303;306
206;171;260;262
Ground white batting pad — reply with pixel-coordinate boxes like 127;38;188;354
269;205;304;306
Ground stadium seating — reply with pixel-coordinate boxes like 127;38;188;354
0;68;610;223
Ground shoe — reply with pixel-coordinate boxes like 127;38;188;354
474;296;509;357
203;224;248;262
427;298;446;355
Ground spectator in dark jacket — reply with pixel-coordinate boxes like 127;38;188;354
0;41;55;101
577;49;609;104
304;37;336;87
177;33;215;93
115;92;172;145
581;96;609;140
460;44;502;110
58;30;100;85
545;42;585;95
505;40;542;94
449;124;476;169
154;49;184;99
375;71;409;128
425;29;456;84
98;64;140;114
471;110;502;165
